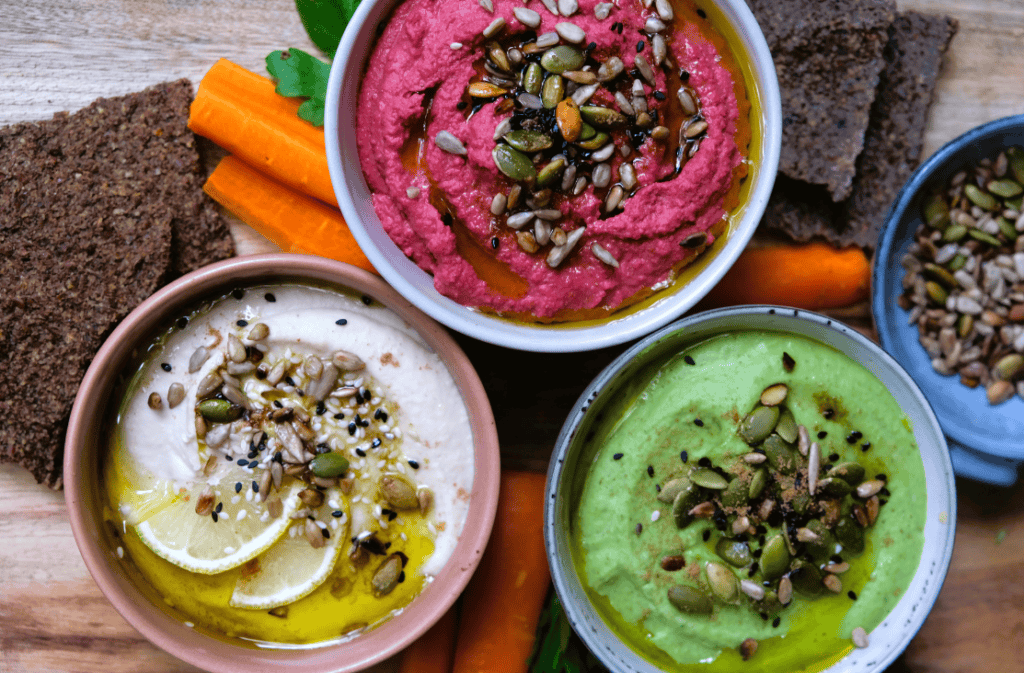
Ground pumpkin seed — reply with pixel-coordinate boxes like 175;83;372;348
706;561;739;602
493;144;537;181
198;399;242;423
721;476;748;507
827;461;866;485
748;468;768;500
556;98;582;142
716;537;753;567
775;407;798;443
763;434;798;475
966;184;999;210
667;585;713;614
523;63;543;94
577;131;610;151
760;534;790;579
671;481;700;528
995;353;1024;380
580;105;627;128
923;262;957;287
541;45;585;73
657;476;690;503
309;452;350;478
802;519;836;561
817;477;852;498
541;74;565;108
925;280;948;304
737;405;779;444
487;42;510;71
504;130;553;153
379;474;420;510
537;157;567;187
835;516;865;553
942;223;968;242
923;193;951;228
1010;148;1024;183
372;554;403;596
998;216;1018;240
789;561;824;596
988;178;1023;198
690;467;728;490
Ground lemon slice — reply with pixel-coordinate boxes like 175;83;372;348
230;489;349;609
135;462;304;575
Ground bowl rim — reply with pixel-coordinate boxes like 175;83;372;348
324;0;782;353
63;253;501;673
544;305;957;673
872;112;1024;461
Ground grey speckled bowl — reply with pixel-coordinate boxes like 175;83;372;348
545;306;956;673
64;254;500;673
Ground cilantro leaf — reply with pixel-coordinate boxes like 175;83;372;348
265;48;331;127
296;0;362;57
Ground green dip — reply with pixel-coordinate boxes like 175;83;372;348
575;331;926;671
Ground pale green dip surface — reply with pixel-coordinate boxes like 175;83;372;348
575;332;927;671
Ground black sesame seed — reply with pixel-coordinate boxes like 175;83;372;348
372;438;382;448
334;412;345;419
491;237;499;249
817;431;828;439
655;484;662;492
772;616;781;628
680;70;690;82
284;376;296;387
879;499;888;506
647;465;654;477
653;90;666;100
617;22;624;34
251;480;258;492
409;459;420;469
694;418;704;427
322;528;331;539
847;431;863;444
225;455;233;461
274;451;283;463
336;318;348;326
636;40;645;52
457;100;468;110
794;472;803;489
361;295;372;305
316;443;330;454
586;41;597;51
702;529;711;542
161;362;172;372
635;523;643;535
748;563;759;577
388;510;398;521
848;591;858;600
680;450;688;463
232;289;245;300
247;450;257;459
237;458;248;466
880;487;891;497
211;511;219;523
215;502;223;513
236;319;248;327
273;400;283;408
355;448;366;457
316;401;326;416
829;453;840;462
697;8;707;18
759;613;769;621
613;453;624;460
861;442;872;451
248;460;259;469
752;548;763;558
348;422;357;436
176;317;189;329
684;355;695;365
265;292;276;302
235;482;243;493
876;473;888;481
332;510;344;518
831;554;844;563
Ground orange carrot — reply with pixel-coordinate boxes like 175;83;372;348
189;58;337;207
452;471;550;673
397;605;458;673
204;155;374;273
703;242;871;309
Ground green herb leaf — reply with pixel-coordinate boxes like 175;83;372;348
296;0;362;56
529;590;608;673
265;48;331;127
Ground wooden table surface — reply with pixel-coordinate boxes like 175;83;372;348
2;0;1024;671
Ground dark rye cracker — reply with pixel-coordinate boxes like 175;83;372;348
760;11;957;248
841;12;959;248
0;80;233;488
748;0;895;202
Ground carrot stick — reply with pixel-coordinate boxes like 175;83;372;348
204;155;374;273
397;605;458;673
453;471;550;673
189;58;337;207
703;242;871;309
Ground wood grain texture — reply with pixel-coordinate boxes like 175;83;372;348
2;0;1024;671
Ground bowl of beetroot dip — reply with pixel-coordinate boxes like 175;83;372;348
326;0;781;352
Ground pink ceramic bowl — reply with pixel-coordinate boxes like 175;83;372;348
64;254;500;672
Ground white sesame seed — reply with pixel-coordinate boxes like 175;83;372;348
450;42;463;50
651;510;661;522
116;546;124;558
185;622;194;628
237;510;247;521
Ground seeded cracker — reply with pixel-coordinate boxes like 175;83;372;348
748;0;895;202
0;80;233;488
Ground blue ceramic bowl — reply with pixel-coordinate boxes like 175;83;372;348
872;114;1024;486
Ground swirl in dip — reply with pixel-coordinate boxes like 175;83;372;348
357;0;751;321
575;332;926;670
103;283;474;644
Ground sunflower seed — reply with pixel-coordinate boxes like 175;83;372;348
508;47;523;65
594;2;613;19
635;54;656;85
332;350;365;371
551;227;568;246
546;226;586;267
189;346;211;373
561;164;577;192
605;185;624;212
614;92;635;116
204;422;230;449
592;163;612;188
534;219;552;245
856;479;885;498
685;119;709;139
516;230;540;253
852;627;869;648
619;163;637;190
571;83;599;105
506;211;535;229
147;392;162;410
479;0;493;10
573;176;587;195
596;56;624;81
435;131;467;155
196;371;223;398
556;22;586;43
537;31;560;48
558;0;577;16
564;70;597;84
518;92;544;109
678;89;697;116
490;193;508;216
513;6;541;28
591;143;616;163
591;242;619;267
655;0;673;20
823;574;843;593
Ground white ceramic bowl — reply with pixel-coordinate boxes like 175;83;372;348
545;306;957;672
325;0;781;353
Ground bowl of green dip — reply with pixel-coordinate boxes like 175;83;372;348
544;306;956;673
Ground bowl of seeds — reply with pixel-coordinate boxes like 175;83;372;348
873;114;1024;486
545;305;956;672
324;0;781;352
64;253;500;672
